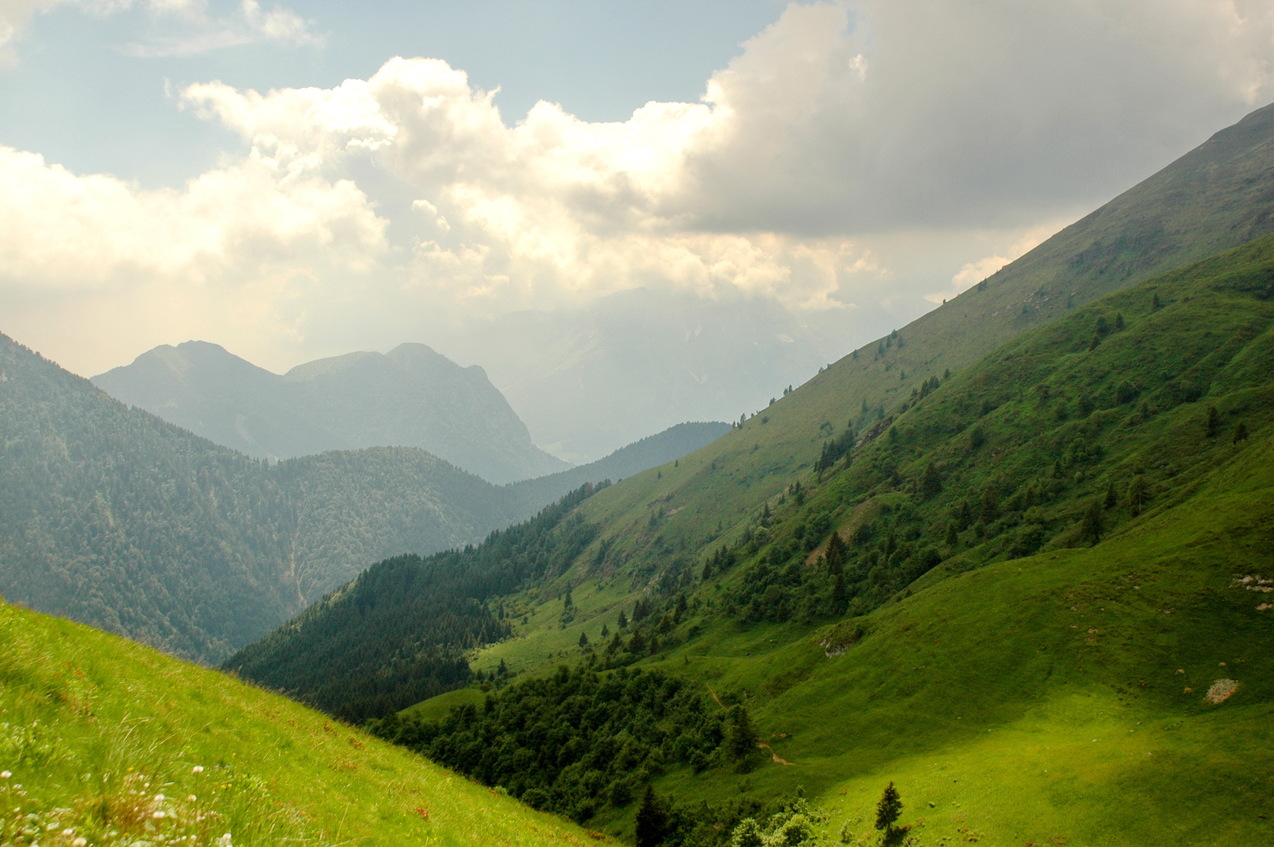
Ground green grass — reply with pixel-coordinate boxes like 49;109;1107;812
635;429;1274;844
0;600;603;846
443;237;1274;844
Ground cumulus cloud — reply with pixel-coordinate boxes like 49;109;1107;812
6;0;1274;374
174;0;1274;323
0;146;384;286
180;54;878;315
686;0;1274;235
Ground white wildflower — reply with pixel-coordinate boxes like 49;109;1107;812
192;766;204;774
216;833;233;847
0;771;10;779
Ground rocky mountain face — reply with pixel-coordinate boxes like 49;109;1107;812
94;341;569;484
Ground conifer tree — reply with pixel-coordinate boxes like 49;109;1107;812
726;705;761;766
1080;497;1104;544
875;782;909;846
635;786;668;847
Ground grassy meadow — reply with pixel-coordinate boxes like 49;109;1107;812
0;598;600;846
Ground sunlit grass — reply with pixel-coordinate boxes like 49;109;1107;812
0;600;602;846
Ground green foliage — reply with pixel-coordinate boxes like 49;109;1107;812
873;783;908;846
730;796;827;847
370;665;727;825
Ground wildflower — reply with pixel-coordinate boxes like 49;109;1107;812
73;839;87;847
216;833;233;847
0;771;10;779
192;766;204;774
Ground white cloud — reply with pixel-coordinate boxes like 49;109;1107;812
0;0;321;65
684;0;1274;235
0;146;385;287
6;0;1274;375
0;0;60;66
173;0;1274;324
118;0;323;56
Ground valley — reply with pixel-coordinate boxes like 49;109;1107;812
3;78;1274;847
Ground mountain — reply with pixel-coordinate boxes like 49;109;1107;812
0;332;531;663
0;331;728;666
228;104;1274;844
93;340;569;484
0;596;593;846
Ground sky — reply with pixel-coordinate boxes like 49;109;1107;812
3;0;1274;378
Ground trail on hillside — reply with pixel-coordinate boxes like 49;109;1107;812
758;742;795;766
707;685;794;764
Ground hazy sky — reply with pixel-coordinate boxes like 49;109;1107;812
3;0;1274;377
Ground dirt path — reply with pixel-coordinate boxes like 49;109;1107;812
757;742;795;765
707;685;794;765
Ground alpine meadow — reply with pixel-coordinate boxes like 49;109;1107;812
4;9;1274;847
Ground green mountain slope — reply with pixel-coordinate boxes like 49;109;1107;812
233;231;1274;844
0;597;598;846
550;99;1274;562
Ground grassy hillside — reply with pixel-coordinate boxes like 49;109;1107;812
0;596;601;846
237;231;1274;844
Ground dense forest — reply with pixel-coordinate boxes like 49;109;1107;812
370;666;744;821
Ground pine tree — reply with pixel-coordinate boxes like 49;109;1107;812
635;786;668;847
726;705;760;765
825;531;847;575
1126;475;1148;516
1080;497;1104;544
1206;405;1221;438
875;782;909;846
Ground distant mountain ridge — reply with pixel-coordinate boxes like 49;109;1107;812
0;331;728;664
93;340;569;484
